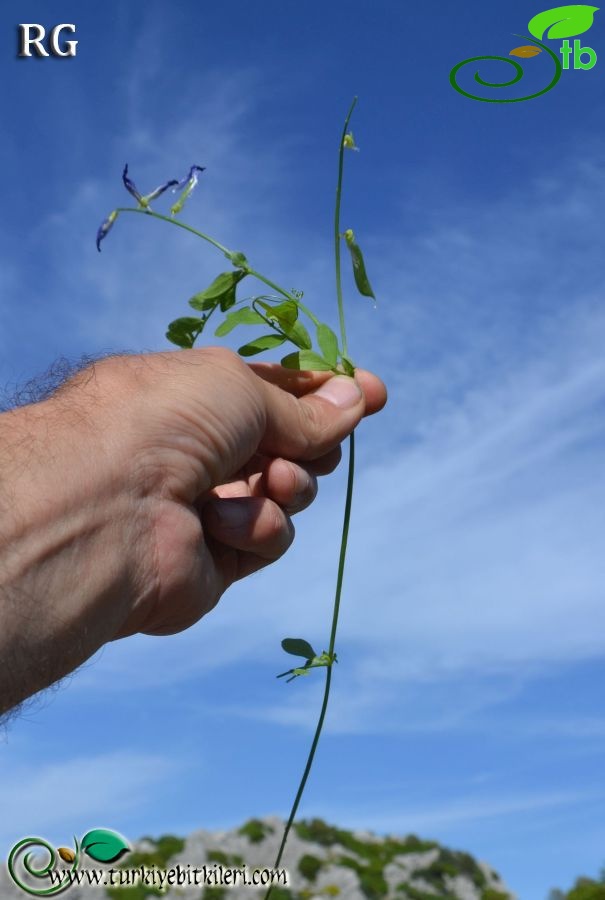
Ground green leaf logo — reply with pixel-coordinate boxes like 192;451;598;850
528;4;599;40
81;829;130;864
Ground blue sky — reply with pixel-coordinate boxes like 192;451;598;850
1;1;605;897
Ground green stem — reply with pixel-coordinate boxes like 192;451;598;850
334;96;357;358
265;97;358;900
264;435;355;895
115;207;232;257
114;207;320;326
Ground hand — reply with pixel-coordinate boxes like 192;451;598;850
0;347;386;711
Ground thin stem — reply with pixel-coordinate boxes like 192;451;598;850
115;207;232;257
265;98;358;900
334;96;358;357
115;207;321;326
265;436;355;896
246;268;320;327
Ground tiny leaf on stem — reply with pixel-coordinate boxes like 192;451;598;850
188;271;247;311
214;307;266;336
343;229;375;299
316;323;339;367
228;251;250;270
281;638;317;659
340;356;355;376
281;350;335;372
166;316;205;348
238;334;288;356
256;299;298;326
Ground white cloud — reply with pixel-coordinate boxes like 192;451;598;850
0;750;176;847
334;788;603;834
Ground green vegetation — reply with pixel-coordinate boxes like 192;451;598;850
413;848;487;894
550;867;605;899
101;818;511;900
202;888;227;899
397;888;442;900
206;847;245;866
294;818;438;860
106;834;185;899
298;853;324;882
336;853;389;899
237;818;275;843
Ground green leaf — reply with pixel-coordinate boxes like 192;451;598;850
528;4;598;39
188;271;247;311
281;638;317;659
340;356;355;377
257;300;299;327
214;307;265;337
281;351;335;372
238;334;288;356
166;316;205;349
81;829;130;864
256;300;311;349
343;229;375;299
283;320;312;350
316;323;339;367
228;251;249;270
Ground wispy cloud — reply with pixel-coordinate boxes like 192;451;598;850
336;788;603;834
0;750;176;847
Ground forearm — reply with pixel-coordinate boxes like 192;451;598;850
0;397;149;714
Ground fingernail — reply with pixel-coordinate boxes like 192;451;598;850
313;376;362;409
210;500;249;529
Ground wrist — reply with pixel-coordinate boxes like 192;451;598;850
0;397;150;711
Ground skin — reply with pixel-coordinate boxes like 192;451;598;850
0;347;386;715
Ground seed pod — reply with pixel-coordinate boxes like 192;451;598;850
58;847;76;863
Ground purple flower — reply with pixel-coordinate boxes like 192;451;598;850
122;164;143;204
171;165;206;216
122;164;179;208
96;209;118;252
96;162;206;251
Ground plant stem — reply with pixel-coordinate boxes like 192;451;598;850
115;207;232;256
114;207;320;326
334;96;358;359
264;97;358;900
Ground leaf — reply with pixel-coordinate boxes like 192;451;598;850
257;300;299;326
81;829;130;864
340;356;355;377
281;351;335;372
214;307;265;337
238;334;287;356
509;45;542;57
188;271;246;311
285;320;313;350
316;323;339;367
255;300;311;349
528;4;598;40
281;638;317;659
166;316;205;349
343;229;376;299
228;251;249;270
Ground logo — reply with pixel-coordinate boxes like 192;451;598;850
7;829;129;896
450;4;599;102
17;24;78;58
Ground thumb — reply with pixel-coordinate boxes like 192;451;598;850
255;372;366;461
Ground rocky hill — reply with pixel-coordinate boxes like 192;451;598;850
1;816;515;899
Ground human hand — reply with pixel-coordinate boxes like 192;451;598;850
0;347;385;710
105;347;386;636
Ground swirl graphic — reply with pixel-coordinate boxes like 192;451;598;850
450;35;562;102
7;837;80;897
